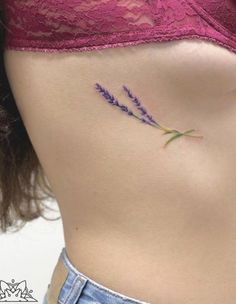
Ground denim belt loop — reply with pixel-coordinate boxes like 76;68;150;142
59;271;88;304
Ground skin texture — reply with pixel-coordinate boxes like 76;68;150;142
3;39;236;304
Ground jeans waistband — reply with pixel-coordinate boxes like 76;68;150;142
58;247;150;304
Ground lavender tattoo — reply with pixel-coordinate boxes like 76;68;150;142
94;83;203;148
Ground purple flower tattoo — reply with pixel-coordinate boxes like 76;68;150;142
94;83;203;148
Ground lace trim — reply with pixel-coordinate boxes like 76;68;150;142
186;0;236;39
3;0;236;54
4;31;236;54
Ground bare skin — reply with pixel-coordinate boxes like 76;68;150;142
3;39;236;304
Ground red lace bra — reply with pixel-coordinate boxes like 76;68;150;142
2;0;236;54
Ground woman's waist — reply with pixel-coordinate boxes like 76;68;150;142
62;226;236;304
56;145;236;243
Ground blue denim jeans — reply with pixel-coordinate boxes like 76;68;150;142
43;247;150;304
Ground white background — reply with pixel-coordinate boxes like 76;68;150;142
0;200;64;303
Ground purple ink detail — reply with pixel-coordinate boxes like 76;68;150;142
95;83;158;128
120;105;129;112
95;83;136;118
134;98;141;106
146;114;157;124
138;107;147;115
122;85;159;125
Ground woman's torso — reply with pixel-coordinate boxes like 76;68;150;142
3;39;236;304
